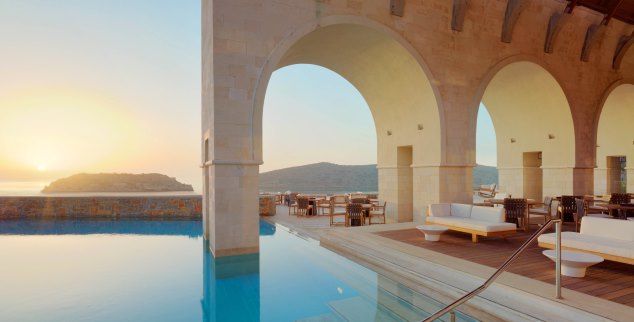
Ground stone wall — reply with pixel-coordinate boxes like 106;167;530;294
0;196;202;219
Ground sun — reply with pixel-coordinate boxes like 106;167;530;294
36;164;47;172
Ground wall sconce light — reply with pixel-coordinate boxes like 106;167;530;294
417;124;424;130
510;138;516;143
548;134;555;139
387;130;392;136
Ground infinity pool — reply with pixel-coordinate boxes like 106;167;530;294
0;219;475;321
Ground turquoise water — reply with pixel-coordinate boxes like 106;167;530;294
0;219;475;322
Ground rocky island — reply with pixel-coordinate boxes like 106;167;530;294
42;173;194;193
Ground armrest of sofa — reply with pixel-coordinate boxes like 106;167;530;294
428;203;451;217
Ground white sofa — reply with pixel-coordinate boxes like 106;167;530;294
426;203;517;242
538;217;634;265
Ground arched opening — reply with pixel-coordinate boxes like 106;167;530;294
253;21;442;222
261;64;376;176
474;103;498;198
595;84;634;195
477;61;575;201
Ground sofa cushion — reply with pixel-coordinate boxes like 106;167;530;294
580;217;634;241
538;232;634;259
428;204;451;217
426;216;516;233
470;206;505;222
450;203;472;218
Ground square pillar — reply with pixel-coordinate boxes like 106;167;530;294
205;162;260;257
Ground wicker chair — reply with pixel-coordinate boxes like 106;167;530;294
368;201;386;225
610;193;632;218
296;197;313;217
557;195;581;222
528;196;553;227
346;203;365;227
503;198;528;231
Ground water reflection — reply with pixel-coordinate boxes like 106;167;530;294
201;241;260;322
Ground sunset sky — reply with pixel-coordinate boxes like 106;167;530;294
0;1;496;193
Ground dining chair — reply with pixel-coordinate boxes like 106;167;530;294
296;197;313;217
316;199;331;216
368;201;386;225
346;203;364;227
557;195;581;222
503;198;528;231
528;196;553;227
329;201;346;226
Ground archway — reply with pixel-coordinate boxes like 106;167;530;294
476;61;575;200
253;20;443;223
595;84;634;194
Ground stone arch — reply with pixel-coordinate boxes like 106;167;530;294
470;57;576;200
251;16;444;222
594;80;634;194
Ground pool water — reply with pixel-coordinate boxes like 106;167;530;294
0;219;475;322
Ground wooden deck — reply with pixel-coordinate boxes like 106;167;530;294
375;223;634;308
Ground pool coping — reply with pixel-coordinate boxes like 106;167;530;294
319;223;632;322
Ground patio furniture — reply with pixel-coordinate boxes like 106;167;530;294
426;203;516;242
574;198;586;232
327;200;346;226
416;225;449;241
503;198;528;232
538;216;634;265
557;195;581;222
296;197;313;217
610;193;633;218
346;203;365;227
316;199;331;216
368;201;386;225
475;183;496;198
542;250;604;277
528;196;553;227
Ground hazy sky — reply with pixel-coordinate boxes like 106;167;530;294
0;1;496;193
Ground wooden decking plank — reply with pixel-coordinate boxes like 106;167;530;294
375;223;634;307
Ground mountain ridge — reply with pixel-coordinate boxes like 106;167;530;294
259;162;498;193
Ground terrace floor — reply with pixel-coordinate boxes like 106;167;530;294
267;205;634;320
375;224;634;308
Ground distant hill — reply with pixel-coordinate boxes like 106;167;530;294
473;164;498;188
42;173;194;193
259;162;498;193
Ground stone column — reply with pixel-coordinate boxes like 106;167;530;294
205;162;260;257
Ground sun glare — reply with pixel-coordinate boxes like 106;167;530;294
0;87;141;176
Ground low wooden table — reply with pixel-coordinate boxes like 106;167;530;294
593;203;634;219
542;250;604;277
416;225;449;241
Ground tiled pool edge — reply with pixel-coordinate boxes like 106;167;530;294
320;225;632;322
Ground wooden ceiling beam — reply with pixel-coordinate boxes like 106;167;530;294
601;0;625;25
544;1;578;53
452;0;470;32
501;0;530;43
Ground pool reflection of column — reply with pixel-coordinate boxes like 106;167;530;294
201;240;260;322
